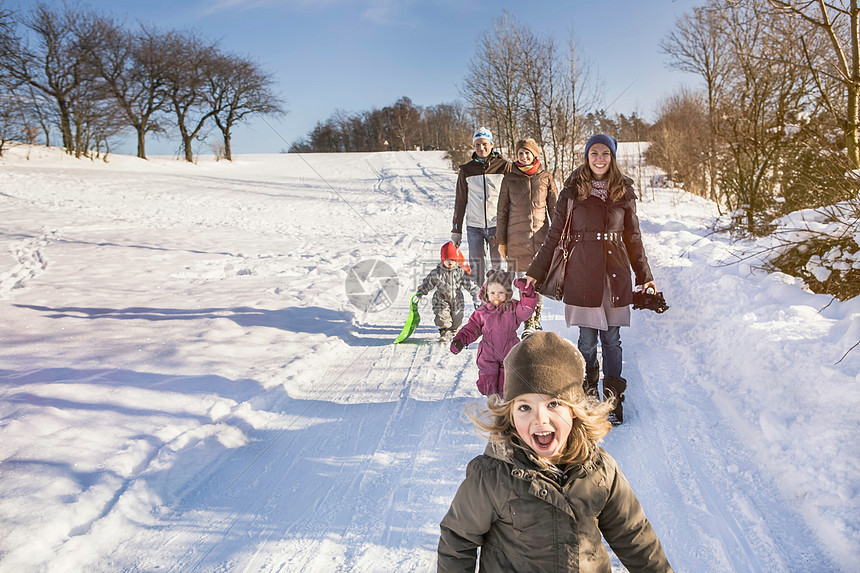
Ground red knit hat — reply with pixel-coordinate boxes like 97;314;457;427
441;241;471;274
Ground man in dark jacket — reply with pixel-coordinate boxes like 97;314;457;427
451;127;511;284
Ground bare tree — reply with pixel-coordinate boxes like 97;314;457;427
0;89;24;156
462;17;603;180
289;97;473;158
518;28;551;155
461;12;525;153
22;82;53;146
767;0;860;168
331;108;357;151
646;88;710;196
548;30;603;180
660;1;731;204
424;101;472;152
203;52;284;161
84;19;173;159
717;1;815;233
385;96;420;151
0;4;21;155
0;3;89;155
0;3;124;158
161;31;219;162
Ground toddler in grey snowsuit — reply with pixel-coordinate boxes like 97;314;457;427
416;241;480;340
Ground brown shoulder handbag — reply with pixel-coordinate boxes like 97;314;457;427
538;198;574;301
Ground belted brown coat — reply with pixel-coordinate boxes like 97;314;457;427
527;168;653;308
495;165;559;273
437;442;673;572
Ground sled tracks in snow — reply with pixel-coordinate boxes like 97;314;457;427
0;231;53;299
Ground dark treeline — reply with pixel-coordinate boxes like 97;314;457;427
290;96;650;157
0;2;284;161
289;97;473;155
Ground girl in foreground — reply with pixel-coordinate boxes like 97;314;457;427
437;331;672;572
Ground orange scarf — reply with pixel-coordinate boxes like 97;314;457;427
516;158;540;176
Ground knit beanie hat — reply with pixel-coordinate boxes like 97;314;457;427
473;127;494;143
503;331;586;403
515;138;541;159
584;133;617;161
440;240;471;274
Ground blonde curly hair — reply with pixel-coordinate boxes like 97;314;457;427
466;393;614;468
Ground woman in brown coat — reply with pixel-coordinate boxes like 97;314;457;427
437;332;672;572
495;138;559;337
524;134;656;425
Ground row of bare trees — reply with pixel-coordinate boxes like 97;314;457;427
0;2;283;161
650;0;858;234
289;97;473;154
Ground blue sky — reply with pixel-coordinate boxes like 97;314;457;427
6;0;702;155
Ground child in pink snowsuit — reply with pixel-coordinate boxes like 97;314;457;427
450;271;537;396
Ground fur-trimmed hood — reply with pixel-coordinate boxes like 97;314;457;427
483;438;603;478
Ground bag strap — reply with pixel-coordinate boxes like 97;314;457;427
559;198;574;250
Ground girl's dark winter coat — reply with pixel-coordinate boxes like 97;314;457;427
437;443;673;572
527;168;653;308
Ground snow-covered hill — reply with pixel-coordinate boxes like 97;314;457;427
0;147;857;572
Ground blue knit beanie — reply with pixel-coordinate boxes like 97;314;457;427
473;127;493;143
584;133;617;161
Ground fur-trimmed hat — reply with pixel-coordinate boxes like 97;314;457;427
515;138;540;158
441;241;471;274
584;133;617;160
503;331;586;403
473;127;493;143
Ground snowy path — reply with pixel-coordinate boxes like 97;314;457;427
0;148;856;571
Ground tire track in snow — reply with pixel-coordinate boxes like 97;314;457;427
256;342;476;572
129;340;475;572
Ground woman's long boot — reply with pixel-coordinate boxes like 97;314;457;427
583;367;600;398
603;376;627;425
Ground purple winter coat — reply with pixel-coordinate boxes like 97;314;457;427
452;287;537;396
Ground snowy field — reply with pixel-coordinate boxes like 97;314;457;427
0;147;857;572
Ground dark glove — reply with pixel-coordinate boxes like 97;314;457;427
450;339;464;354
451;232;462;247
631;289;669;313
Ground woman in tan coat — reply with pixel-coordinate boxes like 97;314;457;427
495;139;559;337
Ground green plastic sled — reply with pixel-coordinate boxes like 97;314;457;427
393;294;421;344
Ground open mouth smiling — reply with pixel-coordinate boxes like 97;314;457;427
532;431;556;450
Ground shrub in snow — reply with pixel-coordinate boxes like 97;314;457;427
766;199;859;301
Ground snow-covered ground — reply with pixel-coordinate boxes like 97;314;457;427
0;146;857;572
